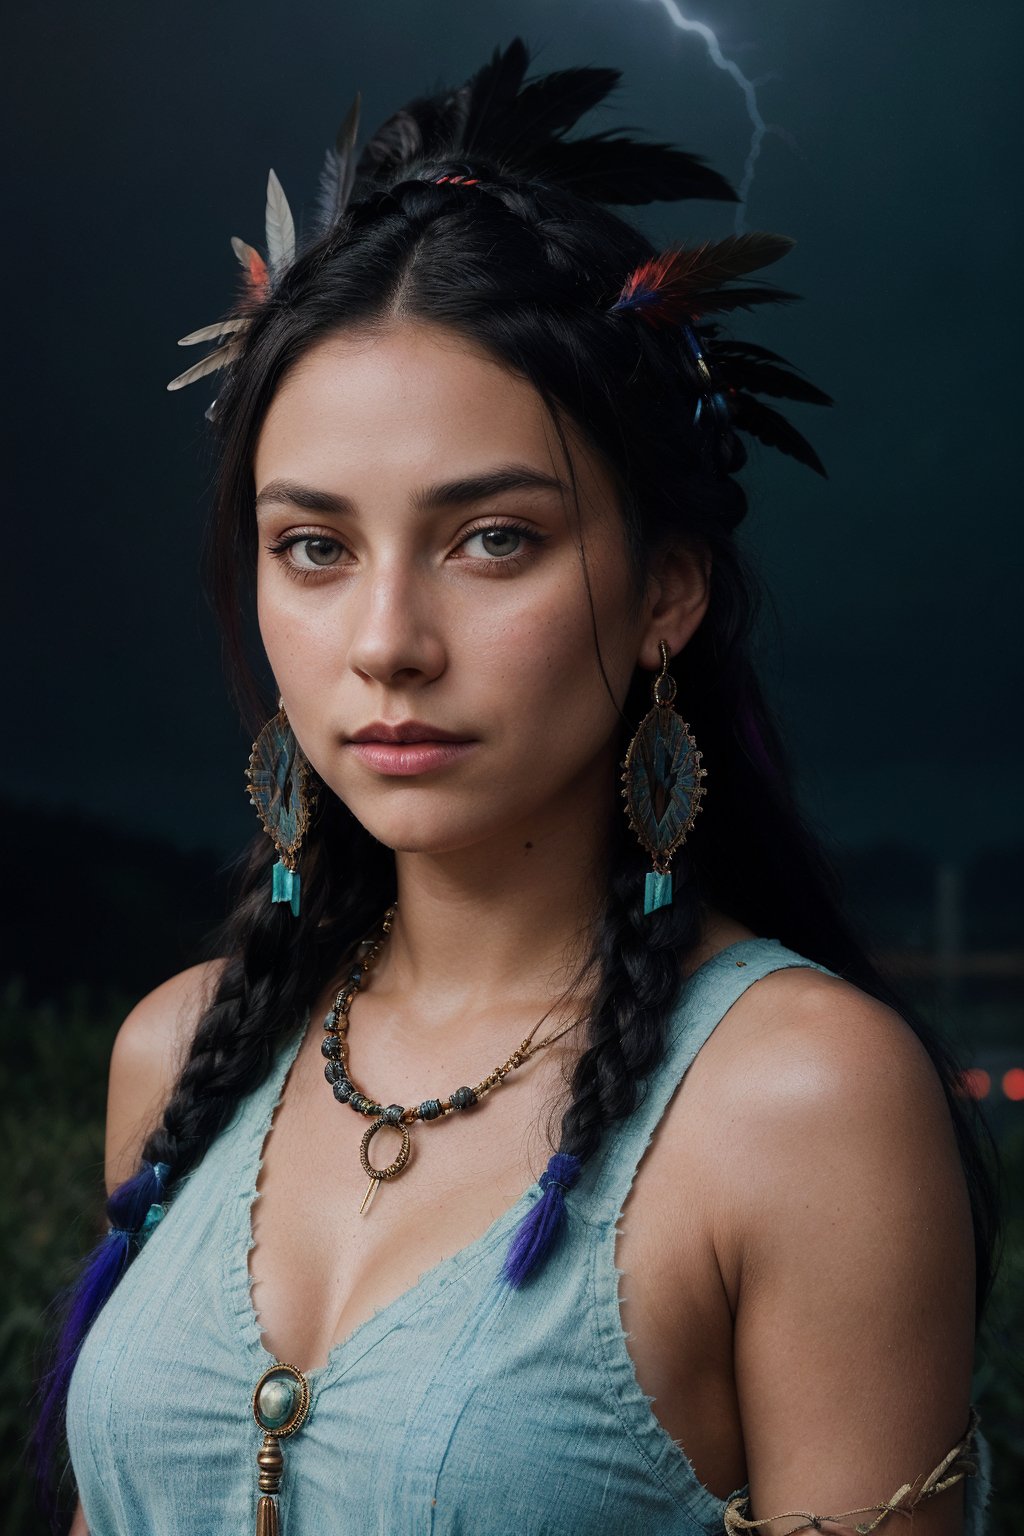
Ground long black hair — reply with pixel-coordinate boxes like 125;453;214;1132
33;35;1001;1518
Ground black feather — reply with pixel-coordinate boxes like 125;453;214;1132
707;338;796;367
460;38;532;153
716;356;833;406
516;130;737;204
354;107;424;181
350;38;736;206
729;394;828;477
506;65;623;145
314;92;362;235
684;283;801;315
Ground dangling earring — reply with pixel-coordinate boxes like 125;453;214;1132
620;641;707;915
245;703;314;917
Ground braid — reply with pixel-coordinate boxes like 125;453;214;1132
31;795;395;1517
139;858;309;1196
561;828;700;1163
501;793;703;1288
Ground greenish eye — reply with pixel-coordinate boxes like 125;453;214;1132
461;522;543;562
297;537;342;567
476;527;522;557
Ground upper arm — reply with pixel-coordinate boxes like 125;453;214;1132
716;970;976;1535
104;959;228;1197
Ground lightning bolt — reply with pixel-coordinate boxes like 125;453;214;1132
636;0;768;232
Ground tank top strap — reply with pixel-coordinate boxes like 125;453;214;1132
579;937;839;1225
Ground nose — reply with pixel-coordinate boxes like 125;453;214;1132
345;558;447;689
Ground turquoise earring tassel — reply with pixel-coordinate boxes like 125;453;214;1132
621;642;707;915
644;871;673;915
271;861;301;918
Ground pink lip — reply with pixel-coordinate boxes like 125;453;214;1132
349;719;470;744
347;740;478;776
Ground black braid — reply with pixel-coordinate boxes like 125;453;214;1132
141;795;397;1201
555;810;702;1168
136;842;311;1199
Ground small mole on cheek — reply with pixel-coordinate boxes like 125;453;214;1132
524;841;533;851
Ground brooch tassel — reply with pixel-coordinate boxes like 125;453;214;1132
251;1363;310;1535
256;1491;280;1536
255;1432;283;1535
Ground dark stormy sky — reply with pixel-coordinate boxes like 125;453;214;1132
6;0;1021;860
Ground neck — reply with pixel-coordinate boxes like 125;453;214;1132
364;778;614;1029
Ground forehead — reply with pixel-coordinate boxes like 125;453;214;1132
253;320;609;511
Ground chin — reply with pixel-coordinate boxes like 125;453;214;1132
349;802;517;857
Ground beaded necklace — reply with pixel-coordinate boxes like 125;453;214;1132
320;901;586;1213
249;901;588;1535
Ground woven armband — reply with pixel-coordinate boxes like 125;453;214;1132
722;1405;981;1535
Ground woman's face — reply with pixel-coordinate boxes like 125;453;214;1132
253;319;687;860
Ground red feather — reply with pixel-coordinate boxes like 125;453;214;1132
246;250;270;301
614;233;795;328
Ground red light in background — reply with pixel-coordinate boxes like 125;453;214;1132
961;1069;991;1099
1002;1068;1024;1102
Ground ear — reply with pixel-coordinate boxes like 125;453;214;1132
637;542;710;670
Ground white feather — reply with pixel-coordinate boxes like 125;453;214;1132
231;235;262;272
177;317;250;347
265;169;296;277
166;339;242;391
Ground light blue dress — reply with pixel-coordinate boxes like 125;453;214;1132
67;936;992;1533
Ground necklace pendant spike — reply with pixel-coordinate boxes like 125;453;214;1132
359;1175;381;1215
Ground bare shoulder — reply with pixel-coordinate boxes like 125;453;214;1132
698;962;952;1126
687;966;976;1531
652;960;977;1530
687;961;970;1308
105;958;229;1195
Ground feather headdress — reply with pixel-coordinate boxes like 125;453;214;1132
165;38;738;415
166;93;362;411
166;37;830;472
607;232;831;474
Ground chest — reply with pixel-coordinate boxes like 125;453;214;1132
248;1000;747;1500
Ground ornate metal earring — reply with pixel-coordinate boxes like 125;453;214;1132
620;641;707;914
245;704;314;917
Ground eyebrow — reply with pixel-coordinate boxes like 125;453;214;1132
254;464;569;517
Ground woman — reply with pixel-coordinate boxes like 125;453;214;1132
36;37;997;1536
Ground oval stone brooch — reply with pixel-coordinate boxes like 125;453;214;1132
251;1362;311;1534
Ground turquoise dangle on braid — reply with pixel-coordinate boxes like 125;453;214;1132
621;641;707;914
246;704;314;917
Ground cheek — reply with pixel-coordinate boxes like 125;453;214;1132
471;574;634;759
256;573;341;689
